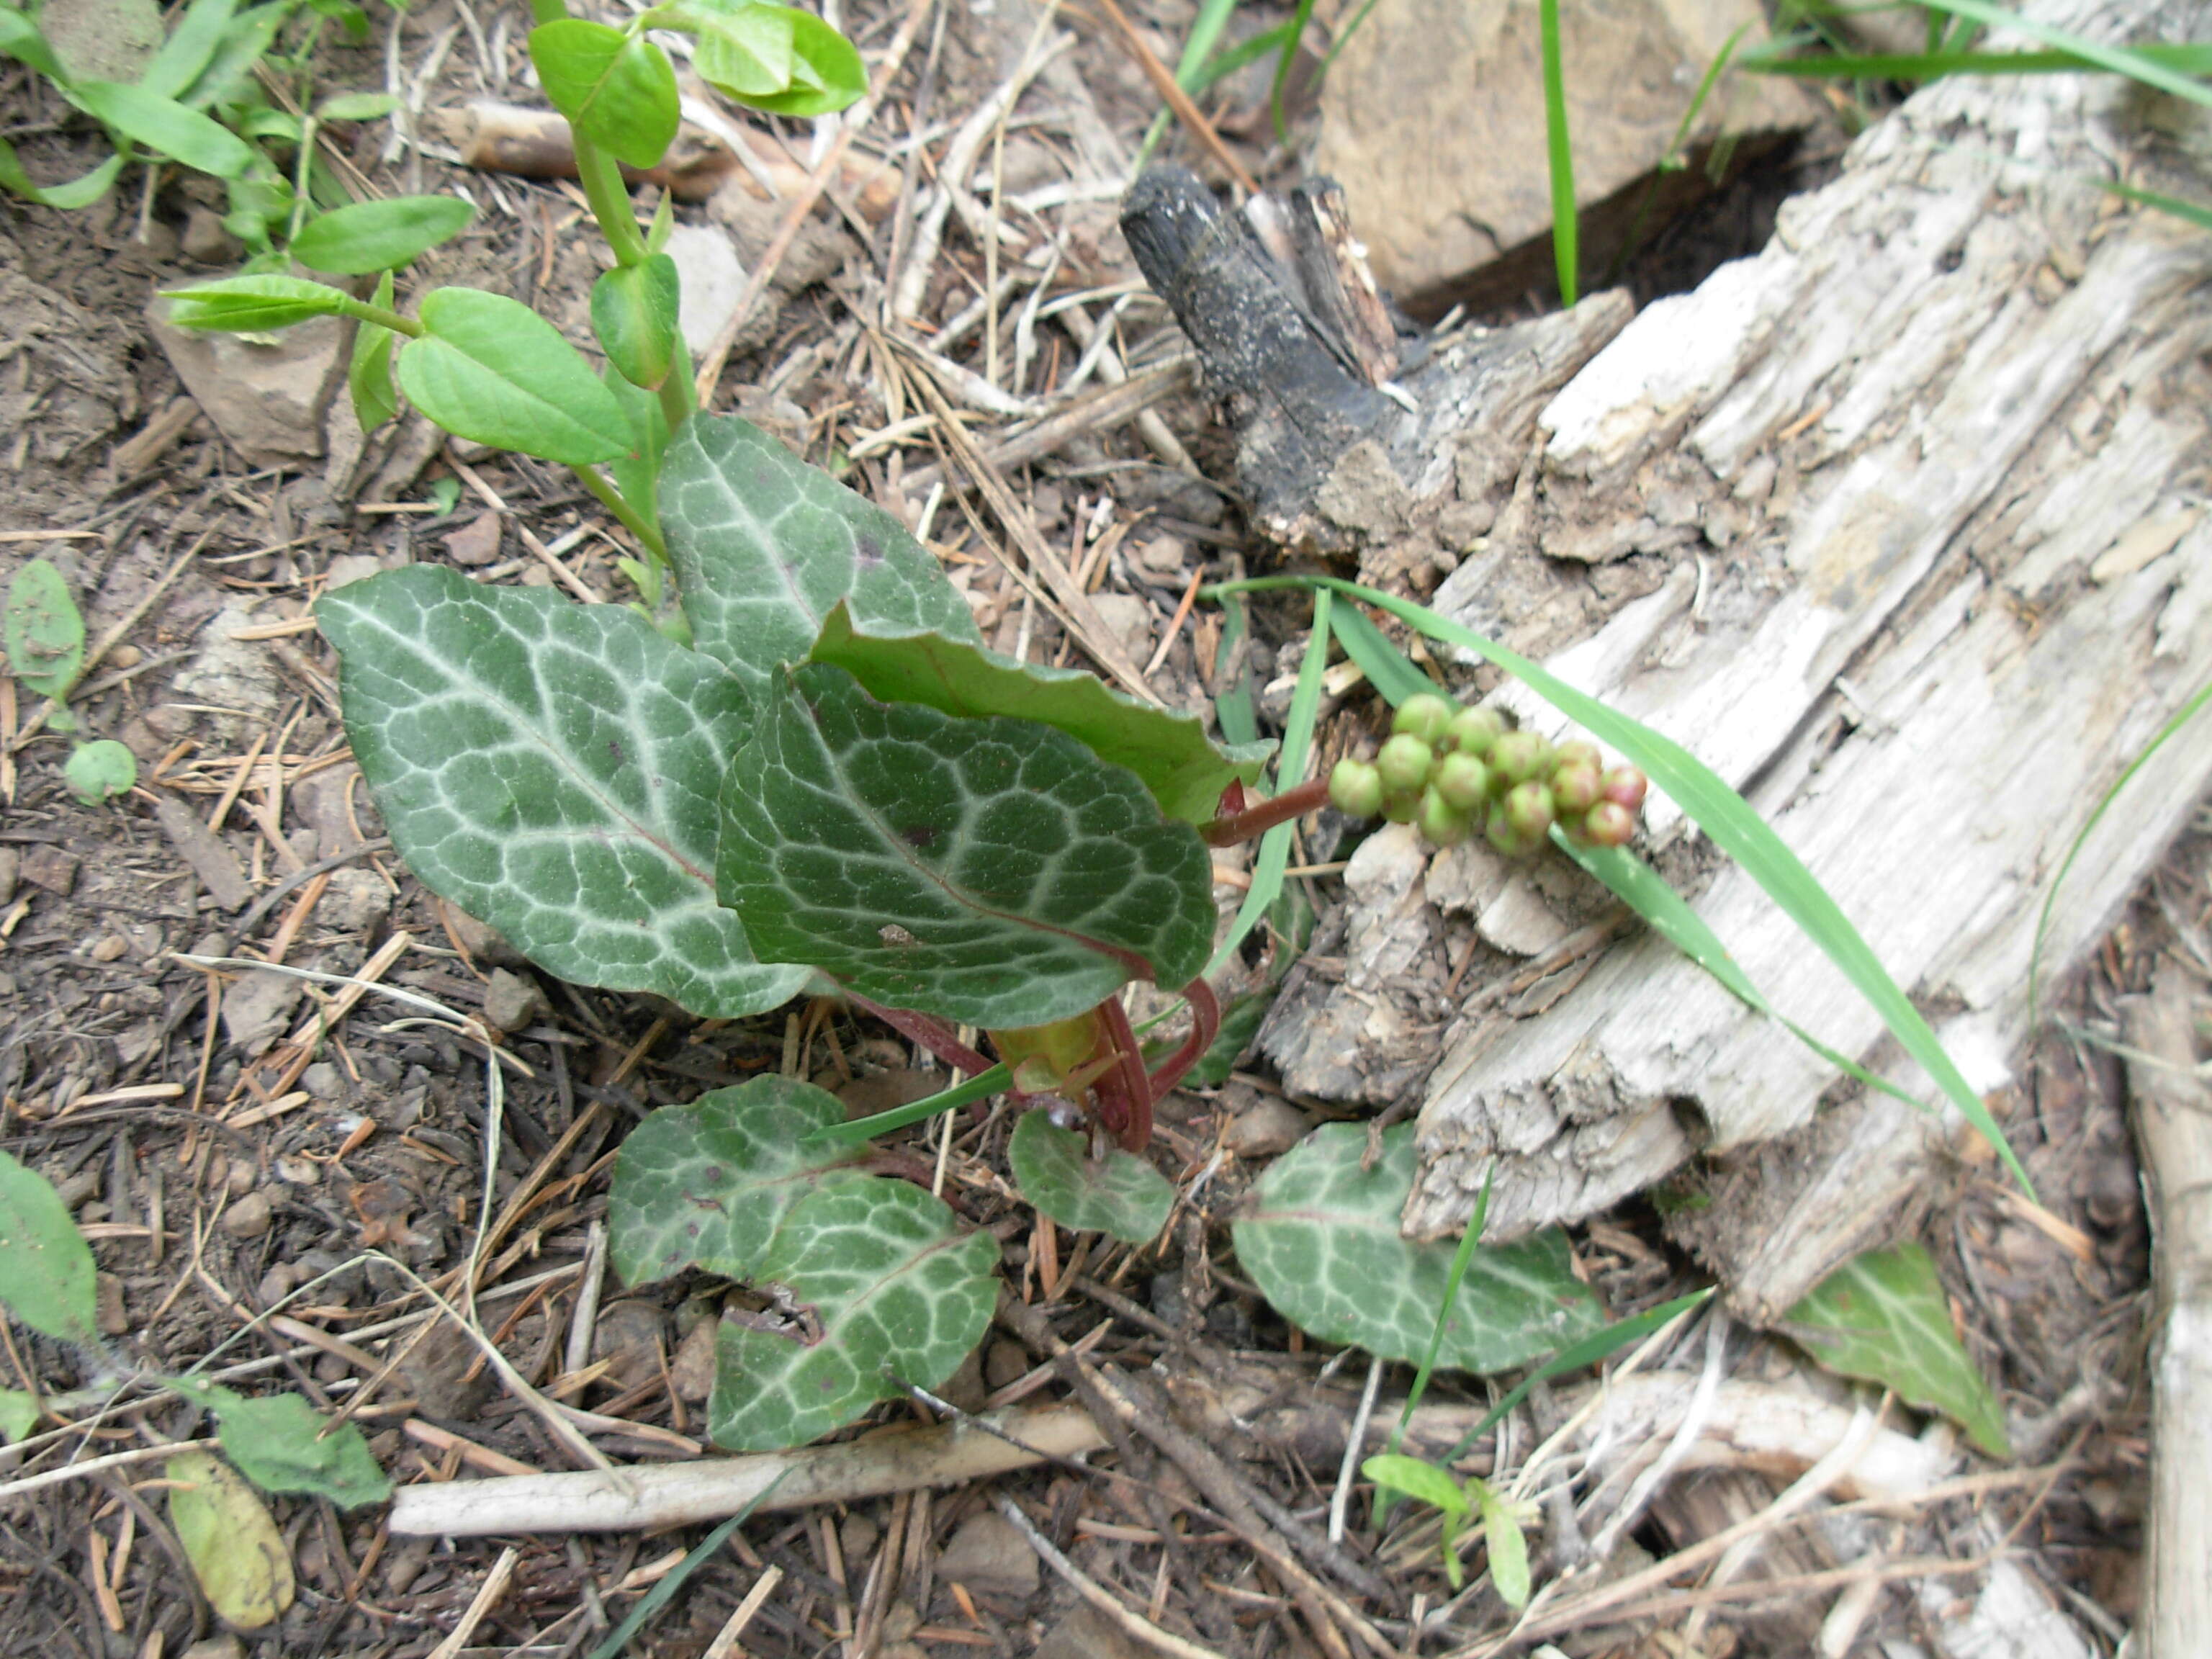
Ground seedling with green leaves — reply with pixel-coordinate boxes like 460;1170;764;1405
4;557;138;804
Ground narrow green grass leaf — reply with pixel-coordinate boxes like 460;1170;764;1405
1786;1241;2010;1456
1537;0;1578;305
2094;177;2212;233
1741;40;2212;81
1208;589;1331;975
1008;1111;1175;1242
1209;574;2034;1198
1267;0;1318;143
2029;676;2212;1025
585;1477;785;1659
1391;1166;1492;1455
73;79;258;176
804;1064;1011;1152
1912;0;2212;107
0;143;122;210
1329;602;1442;708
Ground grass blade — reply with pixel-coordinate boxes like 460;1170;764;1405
1205;575;2034;1197
585;1475;784;1659
1740;40;2212;81
2093;176;2212;233
1330;602;1443;707
1911;0;2212;108
1209;588;1331;974
1269;0;1321;143
1135;0;1244;168
2028;675;2212;1025
1390;1165;1493;1454
804;1064;1012;1151
1538;0;1578;305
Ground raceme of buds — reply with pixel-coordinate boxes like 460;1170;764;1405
1324;695;1649;857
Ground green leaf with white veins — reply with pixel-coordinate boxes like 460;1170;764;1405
1008;1111;1174;1243
814;603;1272;825
1786;1241;2010;1457
719;662;1215;1029
609;1076;868;1287
660;413;983;696
320;565;809;1019
1234;1125;1604;1372
709;1177;999;1450
399;287;633;467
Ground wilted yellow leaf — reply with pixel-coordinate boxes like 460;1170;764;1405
166;1449;295;1629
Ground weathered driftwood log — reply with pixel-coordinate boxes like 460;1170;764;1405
1128;0;2212;1313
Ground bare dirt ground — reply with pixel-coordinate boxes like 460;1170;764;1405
0;1;2190;1655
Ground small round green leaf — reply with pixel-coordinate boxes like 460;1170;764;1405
591;253;680;392
1233;1124;1606;1372
292;194;475;274
73;79;258;176
6;558;86;699
397;287;633;466
166;1450;294;1629
63;739;137;804
167;1381;392;1509
0;1149;99;1345
529;19;680;171
709;1177;999;1450
1008;1111;1174;1243
608;1076;868;1287
161;274;354;332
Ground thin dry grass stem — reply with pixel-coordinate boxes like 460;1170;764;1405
1081;0;1256;194
701;1565;785;1659
1330;1354;1387;1545
1586;1309;1733;1560
696;0;938;401
992;1493;1232;1659
426;1545;520;1659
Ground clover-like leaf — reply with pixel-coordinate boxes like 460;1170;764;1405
6;558;86;700
709;1177;999;1450
0;1149;99;1345
319;565;809;1019
528;19;680;171
290;194;475;274
660;413;982;696
168;1380;392;1509
609;1076;868;1287
813;604;1272;825
719;662;1215;1029
1007;1111;1174;1243
167;1449;294;1630
1785;1242;2010;1457
397;287;633;467
1233;1125;1605;1371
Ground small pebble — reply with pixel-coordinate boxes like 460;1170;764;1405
86;932;130;963
275;1154;319;1186
667;1316;717;1401
224;1157;258;1196
220;1190;273;1238
1223;1095;1311;1159
106;643;143;669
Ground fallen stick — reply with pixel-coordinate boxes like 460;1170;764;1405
2123;960;2212;1658
387;1400;1107;1535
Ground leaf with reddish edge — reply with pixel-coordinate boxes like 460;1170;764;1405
849;993;994;1076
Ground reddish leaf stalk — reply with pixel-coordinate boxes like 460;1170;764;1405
1144;977;1221;1102
1092;994;1156;1154
1200;775;1332;846
848;994;994;1076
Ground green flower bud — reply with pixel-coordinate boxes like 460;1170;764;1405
1502;780;1555;842
1328;759;1385;818
1490;730;1550;787
1432;751;1490;811
1445;706;1505;757
1393;692;1457;746
1418;786;1473;847
1382;788;1422;823
1377;733;1435;794
1581;800;1637;847
1555;739;1603;775
1551;763;1601;814
1601;765;1649;811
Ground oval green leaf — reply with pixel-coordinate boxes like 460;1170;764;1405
0;1149;99;1345
693;3;793;98
709;1177;999;1450
1007;1110;1175;1243
5;558;86;699
609;1076;868;1287
319;565;810;1020
813;603;1271;824
292;194;475;274
1470;1476;1532;1609
168;1379;392;1508
660;413;984;694
1785;1241;2010;1457
528;18;680;170
591;253;680;391
742;9;866;116
160;273;354;332
719;661;1216;1029
63;739;137;804
0;9;68;84
1362;1452;1468;1516
1233;1124;1605;1372
349;270;400;434
166;1450;294;1629
314;90;400;122
398;287;632;466
73;79;258;176
0;139;122;209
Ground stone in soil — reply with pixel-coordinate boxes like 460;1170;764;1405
1222;1092;1311;1159
220;1190;273;1238
592;1299;669;1389
220;968;307;1056
667;1315;718;1402
20;842;79;896
482;968;549;1033
934;1511;1039;1599
147;300;349;466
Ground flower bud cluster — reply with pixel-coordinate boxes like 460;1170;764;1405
1326;693;1648;855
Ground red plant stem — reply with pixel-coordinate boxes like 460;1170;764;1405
1093;995;1155;1154
848;994;995;1076
1144;978;1221;1101
1200;775;1333;846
